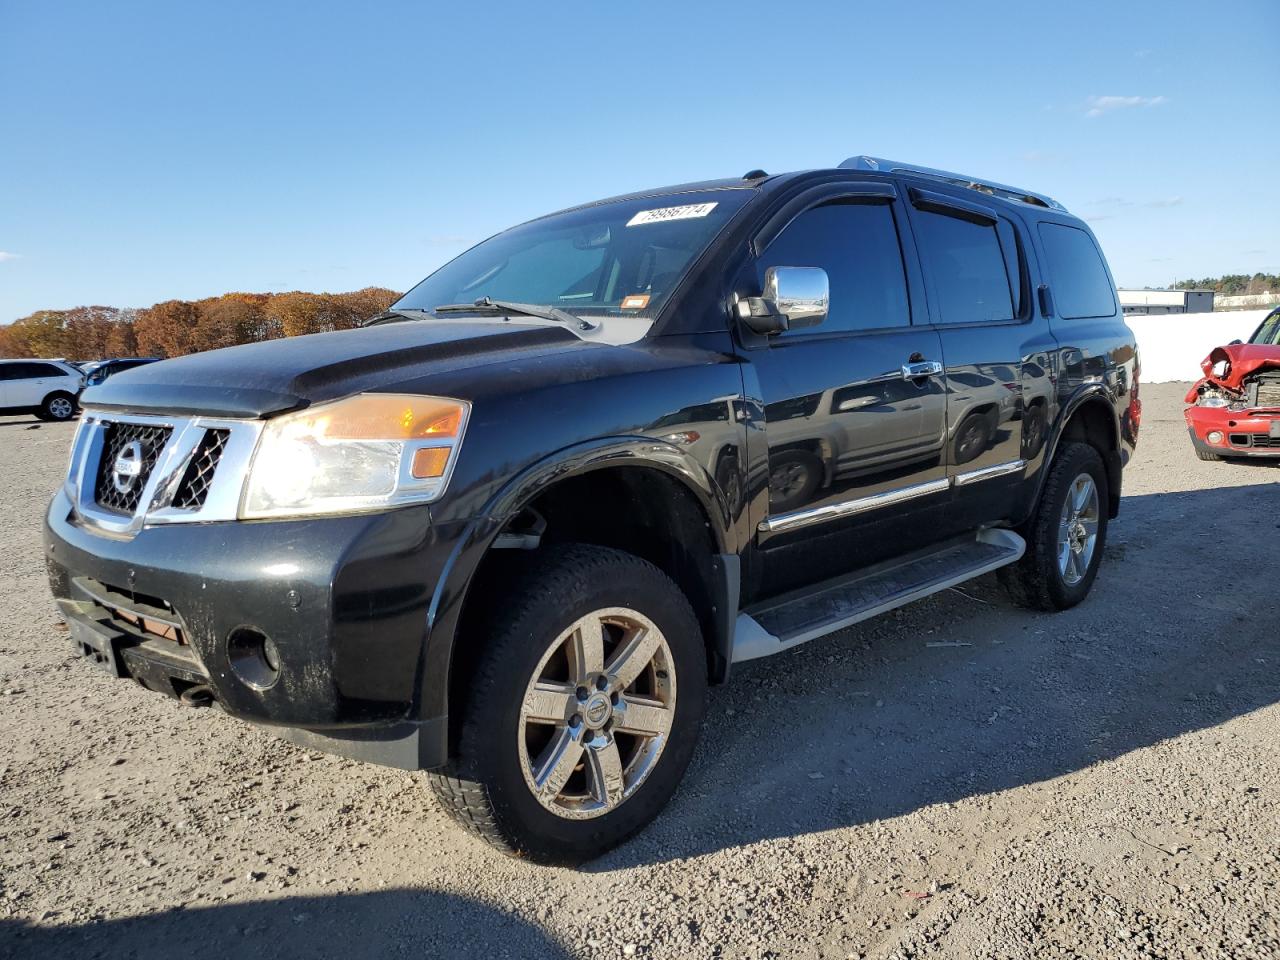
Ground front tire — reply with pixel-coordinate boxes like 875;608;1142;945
429;544;707;864
1000;441;1109;611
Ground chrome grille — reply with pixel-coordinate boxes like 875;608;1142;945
68;411;262;538
172;429;230;510
93;422;173;514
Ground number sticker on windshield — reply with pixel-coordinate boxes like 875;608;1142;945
626;202;718;227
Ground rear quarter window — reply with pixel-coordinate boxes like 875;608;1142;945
911;207;1018;324
1038;223;1116;319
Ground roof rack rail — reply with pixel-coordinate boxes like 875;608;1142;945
838;156;1067;212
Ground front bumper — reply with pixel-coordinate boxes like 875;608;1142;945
1184;405;1280;457
44;488;469;769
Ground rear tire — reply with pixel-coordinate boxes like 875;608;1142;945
41;392;77;422
1000;441;1109;611
428;544;707;865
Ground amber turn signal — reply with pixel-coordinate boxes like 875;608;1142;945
411;447;450;479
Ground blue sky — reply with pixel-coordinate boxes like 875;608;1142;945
1;0;1276;323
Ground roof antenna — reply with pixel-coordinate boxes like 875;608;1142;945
742;169;768;180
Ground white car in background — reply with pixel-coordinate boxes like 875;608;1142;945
0;359;84;421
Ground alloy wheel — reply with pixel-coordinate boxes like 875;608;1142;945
1057;473;1099;586
517;607;676;820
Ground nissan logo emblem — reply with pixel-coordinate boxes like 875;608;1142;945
111;440;145;494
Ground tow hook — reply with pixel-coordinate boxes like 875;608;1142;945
179;684;216;709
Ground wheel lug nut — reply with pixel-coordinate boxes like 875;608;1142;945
569;714;582;728
576;686;589;701
596;676;609;692
610;692;620;706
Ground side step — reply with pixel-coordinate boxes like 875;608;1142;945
731;528;1025;663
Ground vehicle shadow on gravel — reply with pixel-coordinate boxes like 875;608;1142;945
595;482;1280;870
0;888;572;960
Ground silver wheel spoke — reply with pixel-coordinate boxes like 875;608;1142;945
1080;517;1099;539
523;681;576;725
606;626;661;690
586;737;625;807
1073;477;1092;512
569;615;605;681
532;727;584;798
614;695;672;737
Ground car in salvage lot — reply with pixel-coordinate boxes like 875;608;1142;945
1184;305;1280;460
0;358;84;421
44;156;1137;864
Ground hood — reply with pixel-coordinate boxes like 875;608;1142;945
81;320;585;418
1198;342;1280;391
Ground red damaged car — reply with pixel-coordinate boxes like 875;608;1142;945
1185;306;1280;460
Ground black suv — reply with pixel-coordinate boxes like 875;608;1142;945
45;157;1138;863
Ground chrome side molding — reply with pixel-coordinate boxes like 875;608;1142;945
760;460;1027;534
758;477;951;535
953;459;1026;487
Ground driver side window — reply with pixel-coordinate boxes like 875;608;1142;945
757;200;911;335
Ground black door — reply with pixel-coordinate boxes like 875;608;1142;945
903;187;1057;533
743;187;950;599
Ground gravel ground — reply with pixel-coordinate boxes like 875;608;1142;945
1;382;1278;960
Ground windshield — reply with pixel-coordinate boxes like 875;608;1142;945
1249;308;1280;346
394;190;751;321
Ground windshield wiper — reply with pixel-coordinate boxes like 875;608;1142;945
434;297;598;331
361;307;434;327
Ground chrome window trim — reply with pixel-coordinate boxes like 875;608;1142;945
759;477;951;534
952;459;1026;487
67;410;263;540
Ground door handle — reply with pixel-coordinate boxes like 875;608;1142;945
901;360;943;380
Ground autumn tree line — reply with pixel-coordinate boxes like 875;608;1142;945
1171;273;1280;296
0;287;401;360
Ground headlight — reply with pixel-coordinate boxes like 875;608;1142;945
240;393;469;519
1197;395;1229;408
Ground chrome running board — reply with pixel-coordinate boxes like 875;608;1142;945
731;528;1025;663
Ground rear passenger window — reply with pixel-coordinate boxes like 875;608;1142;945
913;209;1016;324
1038;223;1116;319
758;201;910;335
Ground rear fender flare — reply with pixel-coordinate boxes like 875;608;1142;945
1034;384;1123;516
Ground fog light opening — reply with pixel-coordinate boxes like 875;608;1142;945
227;627;281;690
1207;430;1224;445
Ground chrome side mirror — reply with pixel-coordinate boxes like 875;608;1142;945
737;266;829;335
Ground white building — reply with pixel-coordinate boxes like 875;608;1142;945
1117;288;1215;315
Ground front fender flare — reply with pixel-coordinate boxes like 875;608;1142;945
415;436;740;739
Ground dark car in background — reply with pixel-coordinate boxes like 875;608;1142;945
81;357;161;387
45;156;1138;863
